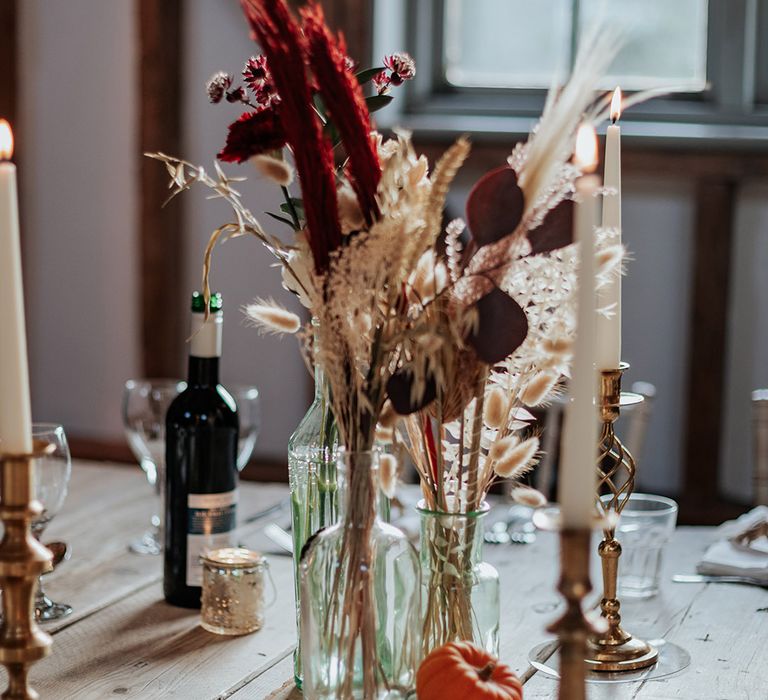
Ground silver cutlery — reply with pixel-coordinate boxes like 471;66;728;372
672;574;768;588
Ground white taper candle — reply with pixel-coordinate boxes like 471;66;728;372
596;87;622;370
559;124;600;529
0;120;33;454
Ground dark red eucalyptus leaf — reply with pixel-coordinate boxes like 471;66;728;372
386;369;437;415
527;199;574;255
467;287;528;364
466;166;525;247
217;109;287;163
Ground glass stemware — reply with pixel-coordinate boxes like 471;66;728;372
32;423;73;621
231;384;261;471
122;379;186;555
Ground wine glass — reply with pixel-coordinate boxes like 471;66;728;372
232;384;261;471
32;423;73;621
122;379;186;555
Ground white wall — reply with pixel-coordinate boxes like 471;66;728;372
183;0;309;460
19;0;140;440
721;183;768;502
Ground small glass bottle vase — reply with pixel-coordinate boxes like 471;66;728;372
287;355;339;686
418;500;500;657
300;451;421;699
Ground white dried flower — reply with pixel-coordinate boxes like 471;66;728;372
379;453;398;498
250;154;294;186
511;485;547;507
493;436;540;478
521;371;560;406
483;387;508;429
244;299;300;335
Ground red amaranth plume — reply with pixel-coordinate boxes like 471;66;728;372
240;0;341;274
218;109;287;163
301;2;381;225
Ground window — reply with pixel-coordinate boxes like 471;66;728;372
375;0;768;147
445;0;708;92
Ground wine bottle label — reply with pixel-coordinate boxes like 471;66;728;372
186;489;238;586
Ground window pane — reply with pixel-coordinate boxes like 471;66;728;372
579;0;708;91
443;0;572;88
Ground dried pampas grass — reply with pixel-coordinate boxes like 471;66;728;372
483;387;508;429
493;436;540;478
244;299;301;334
511;485;547;508
251;154;294;186
521;371;560;406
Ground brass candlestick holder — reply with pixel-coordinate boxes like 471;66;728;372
0;442;54;700
586;362;658;672
548;528;598;700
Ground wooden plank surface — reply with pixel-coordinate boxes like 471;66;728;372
13;462;767;699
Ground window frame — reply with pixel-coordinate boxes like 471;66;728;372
377;0;768;149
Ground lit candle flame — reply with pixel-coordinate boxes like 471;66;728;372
574;123;598;173
610;87;622;124
0;119;13;160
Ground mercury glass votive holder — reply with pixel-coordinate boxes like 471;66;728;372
200;547;271;635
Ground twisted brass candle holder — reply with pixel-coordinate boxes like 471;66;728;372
586;362;658;672
0;442;54;699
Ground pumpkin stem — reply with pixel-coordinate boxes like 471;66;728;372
477;661;496;682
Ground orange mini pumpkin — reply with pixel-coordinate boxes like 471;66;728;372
416;641;523;700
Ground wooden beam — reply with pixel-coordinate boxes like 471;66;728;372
0;0;16;126
138;0;185;378
682;179;736;505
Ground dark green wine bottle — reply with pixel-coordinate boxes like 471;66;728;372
164;292;239;608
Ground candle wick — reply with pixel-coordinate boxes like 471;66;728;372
611;116;617;125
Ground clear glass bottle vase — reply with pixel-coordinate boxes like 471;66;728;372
300;450;421;699
418;500;500;657
287;353;339;686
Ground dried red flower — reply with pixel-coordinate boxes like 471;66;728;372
243;55;280;107
383;52;416;86
301;1;381;225
207;72;234;103
240;0;342;274
217;109;287;163
372;70;390;95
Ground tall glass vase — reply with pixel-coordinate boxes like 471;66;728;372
300;450;421;699
418;501;500;657
287;354;339;687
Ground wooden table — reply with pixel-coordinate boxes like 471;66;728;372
11;461;767;699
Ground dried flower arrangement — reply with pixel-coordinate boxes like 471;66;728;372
394;29;631;654
148;0;642;692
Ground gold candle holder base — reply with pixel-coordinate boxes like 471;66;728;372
0;442;55;700
586;363;658;673
548;528;599;700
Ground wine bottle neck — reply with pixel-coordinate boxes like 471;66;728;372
188;356;220;387
189;310;223;386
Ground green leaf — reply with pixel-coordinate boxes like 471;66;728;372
265;211;297;229
365;94;394;114
355;67;385;85
279;198;305;219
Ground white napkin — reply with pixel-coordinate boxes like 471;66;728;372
696;506;768;581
